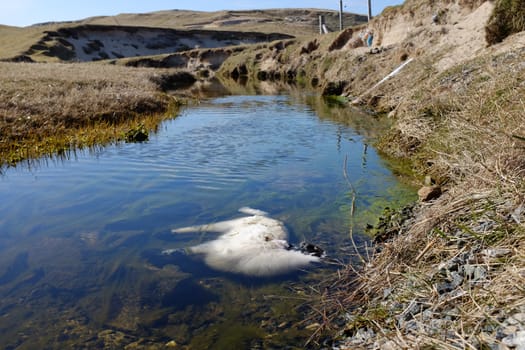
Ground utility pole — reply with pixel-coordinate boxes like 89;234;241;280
339;0;343;30
368;0;372;21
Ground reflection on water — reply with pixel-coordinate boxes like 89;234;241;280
0;94;414;348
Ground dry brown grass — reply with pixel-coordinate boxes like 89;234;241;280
0;25;51;60
214;15;524;348
486;0;525;44
321;186;525;348
0;9;368;62
305;41;525;349
0;62;182;165
83;9;366;38
411;50;524;187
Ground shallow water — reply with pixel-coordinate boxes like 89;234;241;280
0;94;414;348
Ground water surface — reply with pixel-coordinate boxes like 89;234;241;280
0;94;414;348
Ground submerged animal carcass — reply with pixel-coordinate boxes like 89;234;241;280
168;207;323;277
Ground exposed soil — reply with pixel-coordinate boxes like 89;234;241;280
20;25;293;62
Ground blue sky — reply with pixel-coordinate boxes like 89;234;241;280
1;0;404;27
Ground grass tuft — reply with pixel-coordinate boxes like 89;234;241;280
485;0;525;45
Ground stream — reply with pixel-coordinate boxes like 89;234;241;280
0;93;415;349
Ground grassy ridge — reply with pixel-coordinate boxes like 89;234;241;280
0;62;181;165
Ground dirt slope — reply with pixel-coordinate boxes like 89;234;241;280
20;25;293;62
217;0;518;112
373;0;493;71
81;9;367;36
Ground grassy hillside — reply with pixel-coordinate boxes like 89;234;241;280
331;44;525;349
0;24;53;60
82;9;366;36
0;9;367;62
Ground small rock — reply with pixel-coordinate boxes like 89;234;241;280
473;219;495;232
507;314;525;326
477;332;495;346
376;340;398;350
483;323;497;333
462;264;487;282
399;300;420;321
436;270;465;294
450;271;464;287
512;313;525;323
421;309;433;322
436;281;454;294
502;330;525;350
418;185;442;202
165;340;178;347
430;318;447;330
401;319;418;332
482;248;512;258
503;325;519;335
